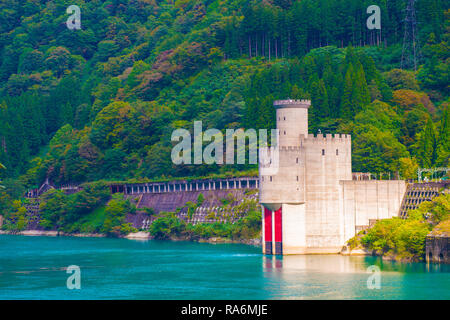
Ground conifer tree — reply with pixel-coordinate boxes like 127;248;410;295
341;63;354;119
353;62;370;112
0;163;4;189
310;79;329;120
416;116;437;168
436;105;449;166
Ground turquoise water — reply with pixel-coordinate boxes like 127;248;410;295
0;235;448;300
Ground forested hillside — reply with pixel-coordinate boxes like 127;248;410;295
0;0;448;194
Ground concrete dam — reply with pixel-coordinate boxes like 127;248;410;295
21;173;447;249
21;171;447;255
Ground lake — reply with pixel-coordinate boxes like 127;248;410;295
0;235;448;300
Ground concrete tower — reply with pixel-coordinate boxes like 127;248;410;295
259;100;309;210
260;99;352;255
275;99;309;147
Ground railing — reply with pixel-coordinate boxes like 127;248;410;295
112;177;260;195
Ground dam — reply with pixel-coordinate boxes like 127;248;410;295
22;173;447;255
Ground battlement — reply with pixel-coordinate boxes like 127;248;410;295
260;146;304;157
274;99;311;108
279;146;303;152
300;133;351;144
261;139;350;154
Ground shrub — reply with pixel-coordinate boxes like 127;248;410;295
361;218;404;254
149;212;187;239
149;208;262;241
101;194;136;235
359;194;449;260
39;182;110;231
394;220;430;258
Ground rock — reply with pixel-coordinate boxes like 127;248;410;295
20;230;59;236
340;245;370;256
125;231;152;240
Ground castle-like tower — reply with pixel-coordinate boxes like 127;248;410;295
259;99;405;255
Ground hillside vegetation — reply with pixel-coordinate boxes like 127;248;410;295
0;1;448;220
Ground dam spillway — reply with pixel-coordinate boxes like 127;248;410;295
109;177;260;228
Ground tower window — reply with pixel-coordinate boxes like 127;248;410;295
322;149;325;156
284;116;286;120
296;158;298;164
296;176;299;181
336;149;339;156
284;131;286;135
270;176;272;182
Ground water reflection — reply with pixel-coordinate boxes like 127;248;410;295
263;255;450;274
262;254;450;299
1;234;448;300
264;255;371;274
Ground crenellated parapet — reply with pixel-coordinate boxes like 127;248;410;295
278;146;302;152
301;133;351;144
274;99;311;108
299;132;352;183
259;145;305;169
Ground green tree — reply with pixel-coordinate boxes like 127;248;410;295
341;64;354;119
353;62;370;111
39;190;68;230
436;104;449;166
44;46;72;77
384;69;419;90
101;194;136;236
310;79;329;120
351;124;409;174
0;163;5;189
149;212;187;240
415;115;437;168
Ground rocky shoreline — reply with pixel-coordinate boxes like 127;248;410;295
0;230;436;262
340;246;371;256
340;245;427;262
0;229;106;237
0;229;262;247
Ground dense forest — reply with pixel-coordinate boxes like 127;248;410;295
0;0;448;196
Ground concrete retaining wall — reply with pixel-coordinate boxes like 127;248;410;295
426;236;449;263
340;180;406;241
126;189;259;229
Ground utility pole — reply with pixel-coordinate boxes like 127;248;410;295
401;0;421;71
